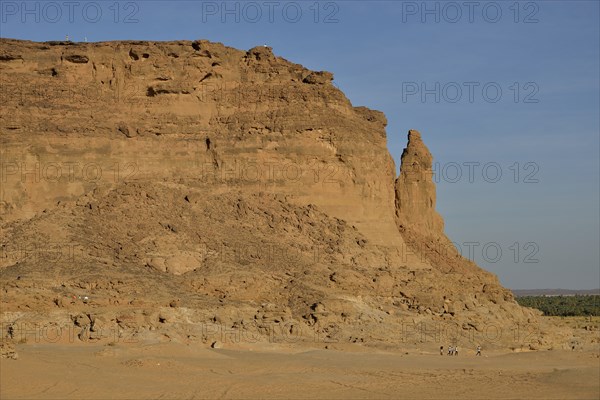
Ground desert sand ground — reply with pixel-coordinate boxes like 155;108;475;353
1;341;598;400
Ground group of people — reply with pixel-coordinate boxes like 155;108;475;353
439;345;482;356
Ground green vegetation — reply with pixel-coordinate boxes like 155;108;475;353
516;295;600;317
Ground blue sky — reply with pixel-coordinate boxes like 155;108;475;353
1;1;599;289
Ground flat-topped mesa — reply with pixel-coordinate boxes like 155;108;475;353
395;130;444;238
1;39;559;350
0;38;407;266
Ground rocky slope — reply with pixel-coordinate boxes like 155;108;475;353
0;39;571;351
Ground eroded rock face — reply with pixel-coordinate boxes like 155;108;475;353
0;38;410;268
0;38;563;350
395;129;444;237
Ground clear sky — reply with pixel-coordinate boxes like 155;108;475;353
1;1;598;289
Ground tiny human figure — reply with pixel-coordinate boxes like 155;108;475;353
440;346;444;355
454;346;459;356
448;346;453;355
476;345;481;356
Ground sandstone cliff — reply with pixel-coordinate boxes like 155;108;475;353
0;39;564;350
396;129;443;236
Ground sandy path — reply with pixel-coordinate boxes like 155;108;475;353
1;343;598;399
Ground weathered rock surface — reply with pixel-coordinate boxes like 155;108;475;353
0;38;571;350
396;129;444;236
